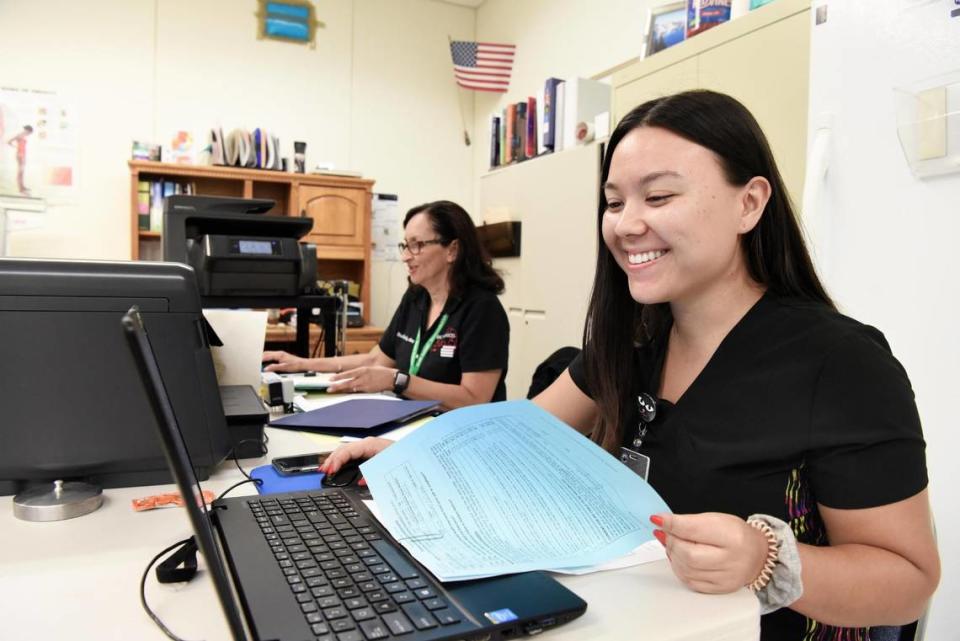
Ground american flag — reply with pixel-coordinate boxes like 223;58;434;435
449;40;515;93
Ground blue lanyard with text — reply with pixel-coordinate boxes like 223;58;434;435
409;314;449;376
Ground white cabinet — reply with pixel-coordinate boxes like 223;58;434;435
479;143;602;399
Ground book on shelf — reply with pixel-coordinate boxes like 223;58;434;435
515;101;527;162
137;180;151;231
490;116;501;168
505;103;516;164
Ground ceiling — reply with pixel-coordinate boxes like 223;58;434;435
432;0;487;8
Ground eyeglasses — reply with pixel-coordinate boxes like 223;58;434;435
397;239;444;255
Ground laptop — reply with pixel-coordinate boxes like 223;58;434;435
122;306;587;641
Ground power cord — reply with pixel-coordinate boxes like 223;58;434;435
140;442;266;640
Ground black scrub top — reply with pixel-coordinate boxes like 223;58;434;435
379;286;509;402
569;292;928;641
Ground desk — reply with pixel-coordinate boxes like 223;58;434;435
0;426;759;641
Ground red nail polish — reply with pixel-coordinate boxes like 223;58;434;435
650;514;664;527
653;529;666;546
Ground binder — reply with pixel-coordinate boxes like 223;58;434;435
543;77;563;151
490;116;501;168
269;398;439;435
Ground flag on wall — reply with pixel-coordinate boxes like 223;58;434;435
449;40;515;93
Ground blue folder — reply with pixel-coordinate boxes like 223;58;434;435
269;398;439;435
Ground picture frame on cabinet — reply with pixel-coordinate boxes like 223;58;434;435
644;1;687;57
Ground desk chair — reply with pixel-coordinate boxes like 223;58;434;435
526;346;581;399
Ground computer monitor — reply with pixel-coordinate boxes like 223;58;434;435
0;258;232;496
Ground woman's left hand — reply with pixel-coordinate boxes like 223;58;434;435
328;366;397;394
651;512;769;594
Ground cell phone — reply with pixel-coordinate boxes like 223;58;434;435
271;452;331;476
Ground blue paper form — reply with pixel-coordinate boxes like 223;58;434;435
360;400;671;582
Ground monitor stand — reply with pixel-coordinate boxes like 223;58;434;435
13;480;103;522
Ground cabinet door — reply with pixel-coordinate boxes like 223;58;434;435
614;57;699;124
299;185;367;246
697;11;810;207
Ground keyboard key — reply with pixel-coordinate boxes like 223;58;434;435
291;583;307;594
382;611;415;635
413;587;436;600
358;581;379;593
311;622;330;635
296;592;313;604
301;602;318;613
312;586;335;598
433;609;462;625
344;597;367;610
392;591;415;604
400;601;437;630
323;606;347;620
351;607;375;622
318;596;341;609
373;601;397;614
368;564;390;575
422;598;447;611
330;618;356;633
365;590;388;603
383;582;406;594
286;575;303;585
307;577;329;588
404;578;427;589
359;618;390;640
335;630;362;641
306;611;324;624
370;541;420;580
337;587;361;599
376;573;399;585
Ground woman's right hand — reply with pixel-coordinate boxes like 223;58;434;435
320;437;393;476
262;350;307;373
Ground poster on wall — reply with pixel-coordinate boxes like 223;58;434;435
371;193;401;262
0;87;78;201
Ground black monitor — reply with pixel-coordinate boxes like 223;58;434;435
0;258;232;496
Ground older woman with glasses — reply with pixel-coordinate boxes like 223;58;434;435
263;200;509;410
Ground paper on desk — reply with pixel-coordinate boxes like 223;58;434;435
360;400;672;582
203;309;268;389
293;392;401;447
342;415;433;443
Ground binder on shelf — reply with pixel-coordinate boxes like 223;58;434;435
554;81;566;152
561;78;611;151
525;97;538;160
543;77;563;152
137;180;151;231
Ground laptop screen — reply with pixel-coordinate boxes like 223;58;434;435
122;306;248;641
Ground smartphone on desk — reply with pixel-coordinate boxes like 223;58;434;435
271;453;330;476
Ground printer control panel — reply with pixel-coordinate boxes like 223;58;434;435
230;238;282;256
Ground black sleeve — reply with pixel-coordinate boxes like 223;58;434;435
457;293;509;373
567;352;594;399
807;327;928;509
378;291;411;360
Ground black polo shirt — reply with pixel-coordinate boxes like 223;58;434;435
379;286;509;402
569;292;927;641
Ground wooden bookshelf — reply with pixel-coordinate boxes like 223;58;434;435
128;161;378;322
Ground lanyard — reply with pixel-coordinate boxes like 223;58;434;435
409;313;449;376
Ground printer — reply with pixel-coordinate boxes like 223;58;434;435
162;195;317;297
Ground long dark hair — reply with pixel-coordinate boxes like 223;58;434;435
585;90;834;451
404;200;504;296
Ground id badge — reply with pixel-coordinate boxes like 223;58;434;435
620;446;650;481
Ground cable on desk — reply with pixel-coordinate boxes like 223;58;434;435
140;537;200;641
229;438;267;489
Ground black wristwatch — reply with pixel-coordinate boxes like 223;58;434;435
393;370;410;396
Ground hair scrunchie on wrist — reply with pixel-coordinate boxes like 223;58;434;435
745;514;804;614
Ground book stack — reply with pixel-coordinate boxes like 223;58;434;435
208;127;284;170
489;77;611;170
137;179;196;232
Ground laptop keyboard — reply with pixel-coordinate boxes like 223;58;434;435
248;491;464;641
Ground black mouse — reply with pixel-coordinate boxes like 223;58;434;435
321;459;363;487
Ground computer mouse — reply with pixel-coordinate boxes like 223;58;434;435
321;459;363;487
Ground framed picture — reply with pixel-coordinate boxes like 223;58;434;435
644;1;687;58
256;1;325;48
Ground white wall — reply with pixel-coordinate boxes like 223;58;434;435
806;2;960;638
0;0;475;328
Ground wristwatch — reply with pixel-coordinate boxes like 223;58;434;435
393;370;410;396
